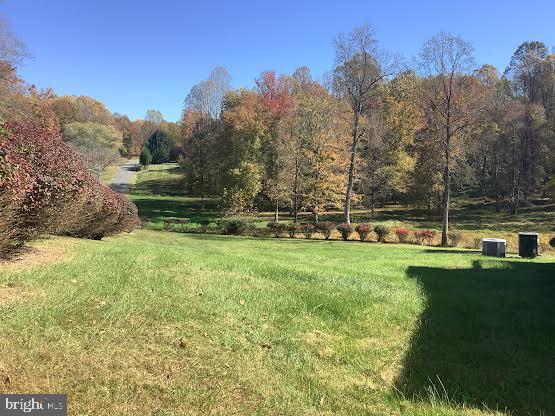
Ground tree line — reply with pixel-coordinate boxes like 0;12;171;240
175;25;554;246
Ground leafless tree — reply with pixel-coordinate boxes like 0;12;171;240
0;17;31;66
333;24;400;223
418;32;476;246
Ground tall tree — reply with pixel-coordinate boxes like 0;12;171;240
256;70;294;221
181;67;231;207
333;24;399;223
418;32;477;246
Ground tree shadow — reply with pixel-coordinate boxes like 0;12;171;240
424;249;482;255
131;197;219;223
396;260;555;414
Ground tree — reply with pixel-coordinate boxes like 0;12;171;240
144;109;164;124
147;129;175;164
287;71;348;222
181;67;231;208
52;96;115;126
115;114;143;156
255;70;294;220
139;147;152;167
503;42;554;213
62;122;123;176
418;32;477;246
333;24;399;223
0;18;31;66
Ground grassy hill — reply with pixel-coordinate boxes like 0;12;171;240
1;230;553;415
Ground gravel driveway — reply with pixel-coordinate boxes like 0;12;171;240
110;158;140;193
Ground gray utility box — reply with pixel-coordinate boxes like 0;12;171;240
519;232;539;258
482;238;506;257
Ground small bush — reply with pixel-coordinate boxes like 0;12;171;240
448;230;464;247
374;225;391;243
395;227;411;243
287;223;301;238
267;222;286;237
336;223;353;241
198;218;210;233
355;223;372;241
139;147;152;167
414;229;437;245
162;219;175;232
300;223;315;239
315;221;336;240
219;218;255;236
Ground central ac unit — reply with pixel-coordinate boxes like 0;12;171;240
482;238;506;257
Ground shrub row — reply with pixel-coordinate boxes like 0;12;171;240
157;217;466;248
0;122;140;258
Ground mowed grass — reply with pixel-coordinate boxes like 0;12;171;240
1;231;553;415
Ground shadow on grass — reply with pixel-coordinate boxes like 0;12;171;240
396;260;555;415
423;249;481;255
132;197;219;223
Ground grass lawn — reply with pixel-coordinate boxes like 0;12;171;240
0;231;553;415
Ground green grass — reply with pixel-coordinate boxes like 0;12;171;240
1;231;553;415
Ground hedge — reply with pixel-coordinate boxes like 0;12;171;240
0;122;139;257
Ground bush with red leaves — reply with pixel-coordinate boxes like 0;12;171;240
0;122;139;257
395;227;411;243
354;223;372;241
414;229;437;246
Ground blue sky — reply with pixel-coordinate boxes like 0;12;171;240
2;0;554;122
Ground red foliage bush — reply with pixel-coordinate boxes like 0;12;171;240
0;122;139;257
315;221;336;240
355;223;372;241
336;222;353;241
414;229;437;245
395;227;411;243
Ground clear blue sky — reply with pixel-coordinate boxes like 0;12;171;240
3;0;554;122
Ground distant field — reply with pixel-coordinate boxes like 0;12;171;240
1;230;553;415
129;163;555;252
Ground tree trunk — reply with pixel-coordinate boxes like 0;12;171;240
441;135;450;247
274;202;279;222
344;111;360;224
293;152;299;223
510;129;518;215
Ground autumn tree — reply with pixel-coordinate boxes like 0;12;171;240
217;89;266;213
114;114;143;156
503;41;554;213
287;68;348;221
255;70;294;220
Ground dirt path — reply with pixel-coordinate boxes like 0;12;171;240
110;158;140;193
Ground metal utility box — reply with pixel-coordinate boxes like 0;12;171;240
519;232;539;258
482;238;506;257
